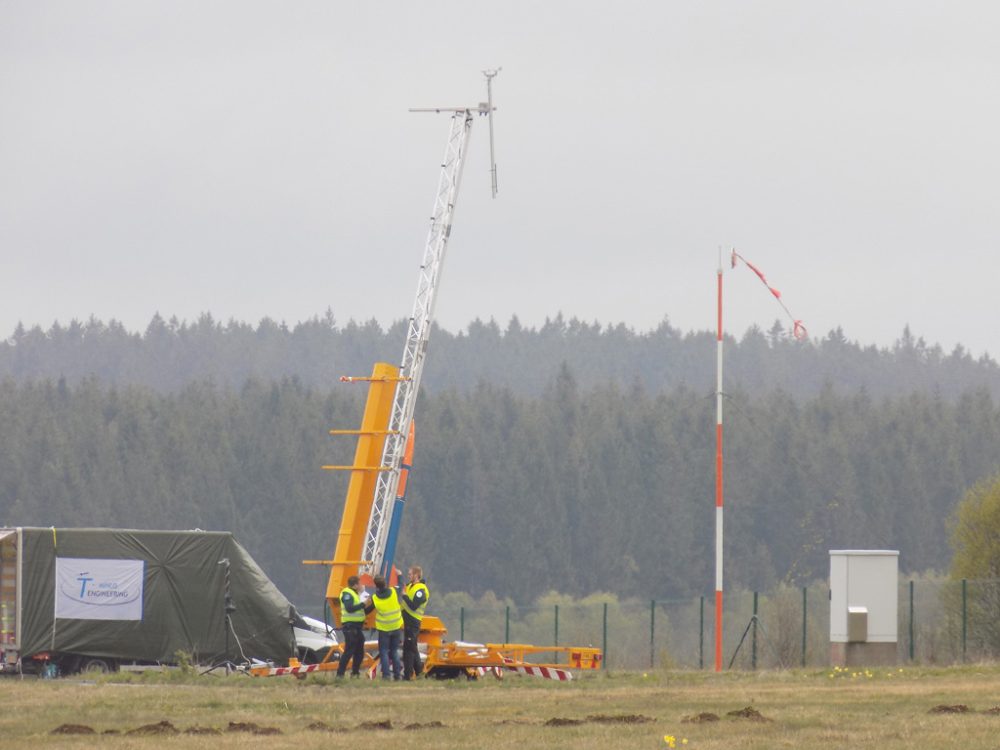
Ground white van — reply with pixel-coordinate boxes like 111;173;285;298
291;613;339;664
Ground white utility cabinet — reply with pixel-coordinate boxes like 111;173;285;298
829;549;898;666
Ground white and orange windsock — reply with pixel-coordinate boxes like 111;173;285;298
731;250;807;340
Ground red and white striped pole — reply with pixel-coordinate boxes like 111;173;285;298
713;249;805;672
714;250;725;672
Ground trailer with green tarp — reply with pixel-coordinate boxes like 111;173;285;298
0;527;295;674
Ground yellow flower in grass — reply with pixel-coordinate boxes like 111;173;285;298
664;735;677;748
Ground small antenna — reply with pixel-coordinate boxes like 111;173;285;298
482;68;501;199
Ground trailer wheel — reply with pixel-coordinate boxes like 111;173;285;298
79;657;116;674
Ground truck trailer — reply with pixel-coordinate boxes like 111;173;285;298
0;527;300;675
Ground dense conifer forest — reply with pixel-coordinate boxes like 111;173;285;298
1;314;999;608
3;312;999;399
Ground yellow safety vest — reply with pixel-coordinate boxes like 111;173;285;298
340;587;366;624
373;589;403;632
402;582;429;621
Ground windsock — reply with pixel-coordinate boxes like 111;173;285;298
731;250;807;339
381;421;415;580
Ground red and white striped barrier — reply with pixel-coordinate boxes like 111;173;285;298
255;663;326;677
501;659;572;681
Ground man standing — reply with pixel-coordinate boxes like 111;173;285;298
370;574;403;680
336;575;367;678
400;565;429;680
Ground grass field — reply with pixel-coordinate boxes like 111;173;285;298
3;665;1000;749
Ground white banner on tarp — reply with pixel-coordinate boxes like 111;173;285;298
55;558;145;621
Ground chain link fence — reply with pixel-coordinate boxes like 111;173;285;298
368;579;1000;670
297;579;1000;670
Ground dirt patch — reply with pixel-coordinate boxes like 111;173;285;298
227;721;282;735
51;724;95;735
587;714;654;724
359;720;393;730
126;720;179;736
545;717;585;726
102;729;121;735
185;726;222;735
544;715;654;727
929;705;970;714
683;712;721;724
982;707;1000;714
307;720;349;732
404;721;445;730
727;706;772;722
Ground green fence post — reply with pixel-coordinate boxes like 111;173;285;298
505;605;510;644
699;595;705;670
752;591;758;670
962;578;968;663
602;602;608;670
908;580;914;662
553;604;559;664
801;586;807;668
650;600;656;670
460;606;465;641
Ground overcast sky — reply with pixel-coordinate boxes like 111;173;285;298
2;2;998;359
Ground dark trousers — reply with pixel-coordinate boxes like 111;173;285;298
337;625;366;677
377;629;402;680
402;622;423;679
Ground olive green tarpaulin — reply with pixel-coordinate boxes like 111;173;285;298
13;527;294;664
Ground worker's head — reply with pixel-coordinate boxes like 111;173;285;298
408;566;422;581
347;575;360;590
373;575;387;591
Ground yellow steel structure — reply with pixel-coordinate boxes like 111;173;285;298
283;359;606;679
287;357;602;681
302;362;399;627
423;643;602;679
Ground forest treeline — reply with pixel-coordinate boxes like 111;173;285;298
2;312;999;400
2;373;998;608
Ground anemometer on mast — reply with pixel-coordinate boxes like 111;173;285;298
484;67;500;199
407;67;501;194
360;69;501;580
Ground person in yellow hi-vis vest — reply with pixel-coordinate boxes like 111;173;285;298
336;575;367;678
400;565;429;680
369;575;403;680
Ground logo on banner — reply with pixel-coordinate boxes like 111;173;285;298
55;558;145;621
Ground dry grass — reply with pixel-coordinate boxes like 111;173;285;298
4;665;1000;749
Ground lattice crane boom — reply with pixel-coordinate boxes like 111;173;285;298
361;92;495;578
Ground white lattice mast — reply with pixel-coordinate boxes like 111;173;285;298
361;83;497;578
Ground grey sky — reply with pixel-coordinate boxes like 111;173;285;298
2;2;998;358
